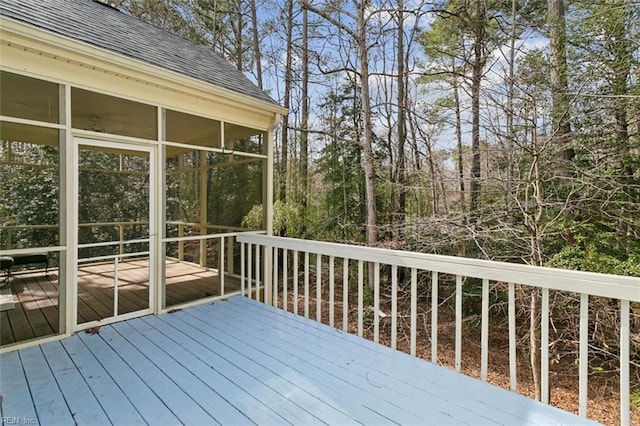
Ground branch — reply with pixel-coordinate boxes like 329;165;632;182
303;2;358;41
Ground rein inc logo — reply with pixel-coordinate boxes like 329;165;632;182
1;417;36;424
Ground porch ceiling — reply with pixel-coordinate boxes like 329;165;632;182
1;296;597;425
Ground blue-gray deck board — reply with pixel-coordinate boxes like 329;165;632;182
0;296;599;425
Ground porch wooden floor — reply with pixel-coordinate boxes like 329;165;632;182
0;296;597;425
0;259;240;346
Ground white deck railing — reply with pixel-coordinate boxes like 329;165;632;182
236;234;639;426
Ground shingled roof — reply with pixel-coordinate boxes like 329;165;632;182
0;0;278;106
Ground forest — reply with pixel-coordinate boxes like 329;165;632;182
97;4;640;417
107;0;639;277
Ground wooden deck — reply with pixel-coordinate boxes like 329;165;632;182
0;259;240;346
1;296;598;425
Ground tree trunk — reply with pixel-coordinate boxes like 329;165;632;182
453;72;465;212
249;0;263;89
469;0;486;226
233;0;244;71
300;3;309;238
548;0;574;165
396;0;406;235
279;0;294;209
505;0;517;223
303;0;377;245
357;3;377;246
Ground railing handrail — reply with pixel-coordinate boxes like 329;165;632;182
236;234;640;302
163;230;265;243
78;237;150;249
78;251;149;263
166;221;253;232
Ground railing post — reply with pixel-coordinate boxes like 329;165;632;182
273;247;279;307
508;282;517;392
541;287;550;404
455;274;463;372
219;236;225;295
579;293;589;417
304;252;309;318
266;245;273;306
431;271;438;363
329;256;335;327
119;224;124;255
410;268;417;357
342;258;349;332
481;278;489;381
293;251;299;315
240;241;245;296
247;243;253;299
178;224;184;261
358;260;364;338
373;262;380;344
227;235;234;277
113;256;119;317
620;299;630;426
283;249;289;312
199;229;206;267
255;244;262;303
391;265;398;350
316;254;322;321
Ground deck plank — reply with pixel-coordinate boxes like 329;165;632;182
15;278;54;338
0;311;12;345
59;334;146;425
39;340;111;425
229;296;592;426
90;324;220;425
188;301;463;425
0;350;39;422
151;311;364;425
5;292;35;342
19;345;75;425
125;316;294;425
0;295;599;426
142;313;343;425
110;320;261;425
179;304;421;425
216;299;501;424
33;275;60;333
75;330;181;425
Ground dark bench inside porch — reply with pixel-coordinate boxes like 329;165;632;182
0;253;48;279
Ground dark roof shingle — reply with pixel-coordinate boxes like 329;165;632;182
0;0;278;106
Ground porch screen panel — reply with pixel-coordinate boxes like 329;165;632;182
0;122;60;250
76;145;151;322
0;72;62;346
0;71;59;123
166;110;221;148
224;123;266;154
71;88;157;140
206;154;264;232
163;137;265;307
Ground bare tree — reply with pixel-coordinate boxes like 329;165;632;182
304;0;378;246
547;0;573;165
300;1;310;238
249;0;263;89
279;0;294;211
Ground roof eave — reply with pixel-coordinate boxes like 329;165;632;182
0;17;288;120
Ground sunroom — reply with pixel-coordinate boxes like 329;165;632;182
0;0;285;348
